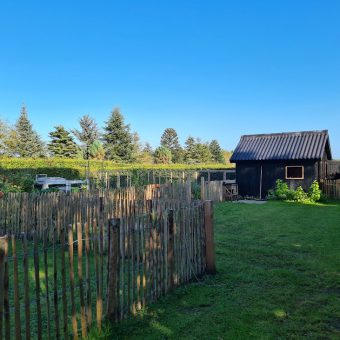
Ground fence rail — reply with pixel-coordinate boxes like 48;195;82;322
0;186;215;339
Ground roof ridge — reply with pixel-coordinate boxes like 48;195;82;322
241;130;328;138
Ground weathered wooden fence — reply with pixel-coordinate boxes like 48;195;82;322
320;179;340;199
0;183;192;239
89;169;236;190
0;188;215;339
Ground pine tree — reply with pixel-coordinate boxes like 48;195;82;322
154;146;172;164
15;105;45;157
184;136;196;163
209;140;225;163
89;140;105;160
160;128;183;163
72;115;99;160
102;108;134;162
184;137;212;163
48;125;79;158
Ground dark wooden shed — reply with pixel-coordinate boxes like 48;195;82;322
230;130;332;199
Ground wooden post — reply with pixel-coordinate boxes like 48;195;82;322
186;177;192;204
223;171;226;181
207;170;211;183
201;177;205;201
204;201;216;274
0;236;8;339
106;218;120;321
167;210;175;290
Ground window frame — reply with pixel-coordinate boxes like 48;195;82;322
285;165;304;180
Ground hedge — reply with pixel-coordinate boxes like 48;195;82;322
0;157;231;180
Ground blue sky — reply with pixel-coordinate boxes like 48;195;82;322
0;1;339;157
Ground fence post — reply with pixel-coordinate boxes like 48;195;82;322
106;218;120;321
167;210;175;289
201;177;205;201
186;177;192;204
0;235;8;338
204;200;216;274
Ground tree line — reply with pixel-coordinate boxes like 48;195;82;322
0;105;230;164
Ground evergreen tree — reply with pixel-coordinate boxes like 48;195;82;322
143;142;153;154
132;132;142;162
184;136;196;163
160;128;183;163
48;125;79;158
184;137;212;163
102;108;134;162
89;140;105;160
209;140;225;163
15;105;45;157
154;146;172;164
72;114;99;159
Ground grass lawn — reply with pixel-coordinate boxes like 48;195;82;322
92;200;340;339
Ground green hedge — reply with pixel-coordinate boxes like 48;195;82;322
0;157;231;181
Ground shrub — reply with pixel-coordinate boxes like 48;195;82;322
294;186;308;202
308;180;321;202
274;179;289;200
270;179;322;203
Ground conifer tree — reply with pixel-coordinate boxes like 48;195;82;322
160;128;183;163
72;115;99;160
48;125;79;158
15;105;45;157
154;146;172;164
89;140;105;160
102;108;134;162
209;139;225;163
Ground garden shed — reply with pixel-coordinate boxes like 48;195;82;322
230;130;332;199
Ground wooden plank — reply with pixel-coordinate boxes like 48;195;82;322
106;218;120;321
22;233;31;340
204;201;216;274
0;236;8;340
43;230;51;339
33;231;42;340
77;211;87;338
60;227;68;340
68;224;78;340
53;228;60;340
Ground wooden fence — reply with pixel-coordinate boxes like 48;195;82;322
0;183;192;239
0;189;215;339
320;179;340;199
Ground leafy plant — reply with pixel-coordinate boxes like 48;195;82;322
294;186;308;202
308;180;321;202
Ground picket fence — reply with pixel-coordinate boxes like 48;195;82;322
0;184;215;339
320;179;340;199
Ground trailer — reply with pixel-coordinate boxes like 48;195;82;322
34;174;89;192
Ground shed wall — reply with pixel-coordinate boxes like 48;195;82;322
236;160;319;198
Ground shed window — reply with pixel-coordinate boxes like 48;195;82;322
285;166;304;179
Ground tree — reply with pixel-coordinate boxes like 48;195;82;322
48;125;79;158
89;140;105;160
0;120;18;156
184;136;212;163
154;146;172;164
160;128;183;163
102;108;134;162
14;105;45;157
209;140;225;163
184;136;196;163
72;115;99;160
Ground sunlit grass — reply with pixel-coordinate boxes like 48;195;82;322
97;200;340;339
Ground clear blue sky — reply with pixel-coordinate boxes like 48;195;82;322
1;0;339;158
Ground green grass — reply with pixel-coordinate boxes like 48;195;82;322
89;201;340;339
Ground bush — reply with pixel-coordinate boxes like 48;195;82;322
308;180;321;202
294;186;308;202
270;179;322;203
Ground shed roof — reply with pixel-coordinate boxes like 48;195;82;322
230;130;332;162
